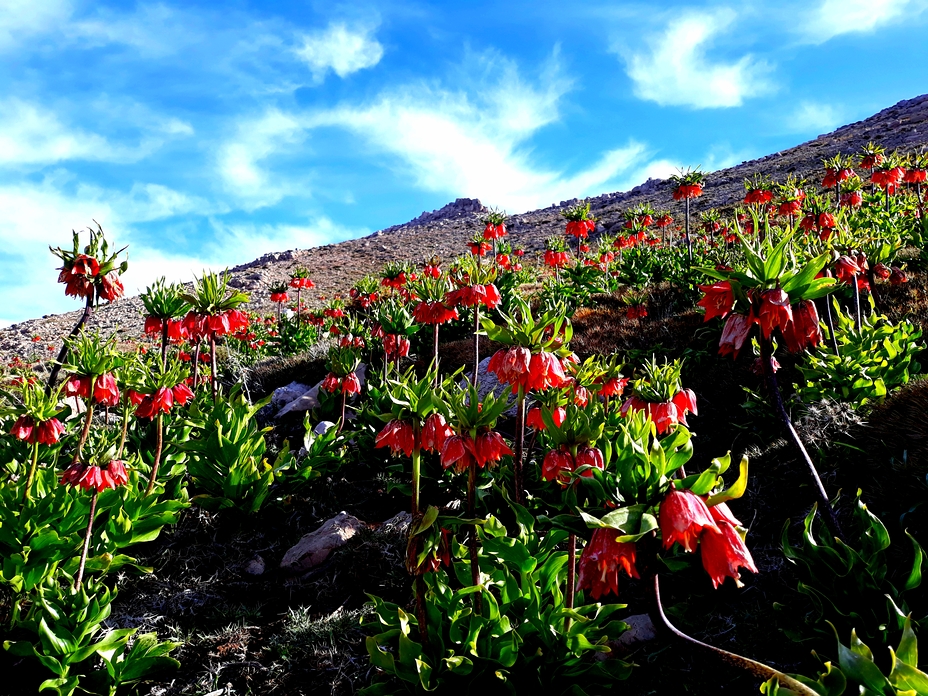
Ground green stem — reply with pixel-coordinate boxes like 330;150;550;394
144;412;163;496
72;404;94;466
22;441;40;504
513;387;526;505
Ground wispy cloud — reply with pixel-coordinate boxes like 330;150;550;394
0;0;71;51
620;9;774;109
295;21;384;83
800;0;928;43
788;101;843;134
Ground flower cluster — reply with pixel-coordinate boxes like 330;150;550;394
182;309;249;341
541;445;604;486
621;389;697;435
440;429;513;474
445;283;501;309
65;373;120;407
576;528;639;600
10;415;66;445
60;459;129;492
320;372;362;395
130;383;195;419
487;347;571;393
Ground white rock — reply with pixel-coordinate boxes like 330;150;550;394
280;512;366;573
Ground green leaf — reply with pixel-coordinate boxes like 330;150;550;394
905;531;924;591
707;456;749;506
897;616;919;668
412;506;439;536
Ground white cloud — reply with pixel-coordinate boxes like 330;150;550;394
0;0;72;51
216;109;306;208
788;101;843;134
295;22;384;83
621;9;774;109
801;0;928;43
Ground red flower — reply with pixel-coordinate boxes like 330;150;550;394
782;300;822;353
597;376;628;398
375;419;416;457
98;272;124;302
526;405;566;431
270;291;289;303
10;414;35;442
35;418;66;445
834;256;861;284
64;375;93;399
544;250;570;268
383;334;410;361
423;263;441;279
673;184;703;201
903;168;927;184
342;372;361;395
421;413;453;453
60;459;129;492
700;504;758;588
671;389;698;425
574;446;604;476
757;288;793;340
444;284;501;309
487;346;531;389
496;253;511;270
778;200;802;217
440;434;475;473
872;263;891;280
320;373;341;393
136;386;174;419
890;267;908;285
542;447;574;484
659;484;718;552
92;373;120;407
483;222;507;240
473;430;513;468
469;241;492;256
620;396;681;435
565;219;594;239
172;382;195;406
744;189;773;205
840;191;863;208
697;281;734;322
525;351;569;391
144;316;163;335
577;528;639;600
413;301;458;325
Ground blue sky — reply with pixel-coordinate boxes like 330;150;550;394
3;0;928;324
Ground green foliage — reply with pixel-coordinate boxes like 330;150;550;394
361;507;632;694
781;492;925;647
794;304;923;407
4;577;179;696
139;277;190;320
181;389;277;513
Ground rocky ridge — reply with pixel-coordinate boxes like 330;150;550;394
3;94;928;361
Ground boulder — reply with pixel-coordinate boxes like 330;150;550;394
280;512;366;573
276;364;367;418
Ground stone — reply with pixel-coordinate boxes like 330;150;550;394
276;364;367;418
244;555;265;576
270;380;313;411
280;512;366;573
380;511;412;533
613;614;657;652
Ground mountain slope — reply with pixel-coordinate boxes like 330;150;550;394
3;93;928;360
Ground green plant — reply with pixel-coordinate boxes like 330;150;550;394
362;506;632;695
794;304;923;407
781;492;925;648
181;388;277;513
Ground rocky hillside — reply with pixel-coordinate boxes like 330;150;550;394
4;93;928;360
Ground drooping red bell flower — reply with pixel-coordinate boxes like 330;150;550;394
144;316;163;335
834;256;861;284
697;281;734;322
172;382;195;406
473;430;513;468
60;459;129;492
777;199;802;217
872;263;891;280
700;503;757;588
483;222;507;240
92;373;120;407
621;396;682;434
671;389;698;425
413;301;458;325
270;291;289;303
421;413;453;453
341;372;361;395
469;241;492;256
659;483;719;552
423;263;441;279
10;415;35;442
565;219;595;239
782;300;822;353
526;405;566;431
596;376;628;398
440;434;475;474
544;250;570;268
840;191;863;208
542;447;574;485
487;346;532;390
375;419;416;458
757;288;793;340
383;334;411;361
136;386;174;419
574;446;605;476
524;351;570;391
577;528;639;600
673;184;703;201
320;373;341;393
98;272;124;302
64;375;93;399
890;267;908;285
904;168;927;184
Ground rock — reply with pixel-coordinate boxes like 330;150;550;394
613;614;657;652
244;555;265;576
280;512;366;573
275;364;367;418
313;420;336;435
270;380;313;410
462;356;517;416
